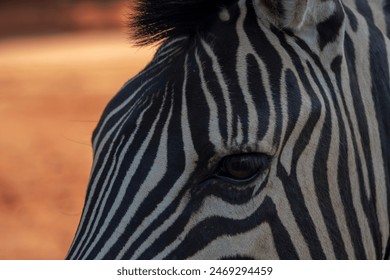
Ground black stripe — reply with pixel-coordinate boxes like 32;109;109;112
72;92;153;257
306;61;348;259
365;9;390;260
196;45;229;146
351;1;390;257
344;5;358;32
67;129;129;259
104;83;188;259
384;0;390;38
316;1;345;50
246;4;284;145
164;196;298;259
206;9;243;144
385;238;390;259
138;195;203;259
246;54;270;141
186;50;215;158
84;85;173;259
282;92;325;256
272;27;328;259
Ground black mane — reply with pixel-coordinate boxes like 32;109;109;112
129;0;236;46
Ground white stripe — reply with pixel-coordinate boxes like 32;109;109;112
200;39;233;145
129;56;199;259
81;89;170;258
100;86;175;259
294;65;336;260
195;49;223;147
70;97;154;257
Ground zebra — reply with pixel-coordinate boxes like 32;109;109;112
66;0;390;259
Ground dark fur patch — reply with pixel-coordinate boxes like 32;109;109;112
128;0;236;46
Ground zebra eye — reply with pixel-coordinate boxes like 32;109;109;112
215;153;270;184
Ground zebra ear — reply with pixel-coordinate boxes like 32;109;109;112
252;0;342;30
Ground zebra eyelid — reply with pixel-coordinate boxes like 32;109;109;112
197;163;267;187
214;171;263;186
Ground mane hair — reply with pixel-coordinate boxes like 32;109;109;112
129;0;236;46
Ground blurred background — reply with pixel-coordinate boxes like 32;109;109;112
0;0;155;259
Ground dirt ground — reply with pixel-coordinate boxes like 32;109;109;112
0;30;155;259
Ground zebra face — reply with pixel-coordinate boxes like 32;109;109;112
67;0;390;259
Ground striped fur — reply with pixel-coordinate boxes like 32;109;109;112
67;0;390;259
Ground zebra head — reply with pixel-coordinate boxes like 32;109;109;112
67;0;390;259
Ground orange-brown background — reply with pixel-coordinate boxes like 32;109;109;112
0;0;155;259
